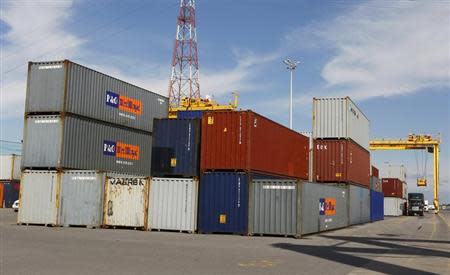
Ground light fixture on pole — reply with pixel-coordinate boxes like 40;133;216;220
283;58;300;129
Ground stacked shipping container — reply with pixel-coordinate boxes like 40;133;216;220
198;110;309;235
312;97;371;226
149;118;201;232
0;154;21;208
19;60;167;228
369;165;384;221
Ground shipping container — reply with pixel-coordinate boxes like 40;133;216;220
103;175;149;229
248;179;300;237
313;139;370;187
0;155;21;180
201;111;309;179
25;60;168;132
349;185;370;225
371;166;379;178
148;177;198;232
59;171;105;227
18;171;59;225
312;97;370;150
0;184;4;208
382;178;406;198
1;181;20;208
22;115;152;175
384;197;406;216
370;176;382;192
381;164;406;182
301;182;349;235
152;119;200;177
370;190;384;222
176;110;203;119
198;172;249;234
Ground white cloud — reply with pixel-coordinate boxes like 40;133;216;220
289;1;450;100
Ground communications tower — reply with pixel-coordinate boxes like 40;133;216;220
168;0;200;108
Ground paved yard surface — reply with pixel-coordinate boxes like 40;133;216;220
1;209;449;275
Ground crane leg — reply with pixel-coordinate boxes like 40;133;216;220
433;144;439;213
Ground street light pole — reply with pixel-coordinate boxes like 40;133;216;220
283;58;300;130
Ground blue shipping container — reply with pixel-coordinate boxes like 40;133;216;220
198;172;249;234
370;190;384;222
177;110;203;119
151;119;201;177
2;181;20;208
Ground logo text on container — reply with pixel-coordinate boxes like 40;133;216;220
105;91;142;115
319;198;336;216
103;140;140;160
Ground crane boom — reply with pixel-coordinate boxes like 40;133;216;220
370;134;441;212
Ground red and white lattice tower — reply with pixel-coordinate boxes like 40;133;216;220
168;0;200;108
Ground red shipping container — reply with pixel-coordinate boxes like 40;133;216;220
371;166;379;178
382;178;405;198
201;111;309;179
313;139;370;188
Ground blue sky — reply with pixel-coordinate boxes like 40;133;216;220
1;0;449;202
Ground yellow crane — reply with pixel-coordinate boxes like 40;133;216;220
169;92;239;118
370;134;441;212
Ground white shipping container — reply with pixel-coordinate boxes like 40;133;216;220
149;178;198;232
103;176;149;229
384;197;406;216
0;155;22;180
312;97;370;150
18;171;59;225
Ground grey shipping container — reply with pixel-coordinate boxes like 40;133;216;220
248;179;300;237
349;185;370;225
18;170;59;225
22;115;152;175
312;97;370;150
25;60;168;132
59;171;105;227
301;182;349;235
148;177;198;232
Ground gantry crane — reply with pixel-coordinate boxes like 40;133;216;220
370;134;441;212
167;0;238;118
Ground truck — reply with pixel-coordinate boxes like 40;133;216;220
408;193;425;216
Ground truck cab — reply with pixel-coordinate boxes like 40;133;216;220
408;193;424;216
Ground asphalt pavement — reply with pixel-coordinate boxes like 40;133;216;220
1;209;449;275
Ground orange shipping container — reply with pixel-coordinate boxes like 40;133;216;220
313;139;370;188
201;111;309;179
0;183;4;208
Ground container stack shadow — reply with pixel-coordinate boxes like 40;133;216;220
18;60;168;229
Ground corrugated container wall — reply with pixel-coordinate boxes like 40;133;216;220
103;176;149;229
25;60;168;132
151;119;200;177
176;110;203;119
22;115;152;175
149;178;198;232
2;181;20;208
299;131;313;182
381;164;406;182
59;171;105;227
301;182;349;235
382;178;405;198
349;185;371;225
18;171;59;225
248;179;300;237
0;155;21;180
201;111;309;179
313;139;370;187
384;197;406;216
312;97;370;150
198;172;249;234
370;190;384;222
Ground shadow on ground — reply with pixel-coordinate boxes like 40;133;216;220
273;235;450;275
